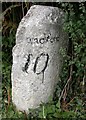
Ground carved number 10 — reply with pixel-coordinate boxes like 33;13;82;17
22;53;49;83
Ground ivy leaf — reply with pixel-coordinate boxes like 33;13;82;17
56;100;61;109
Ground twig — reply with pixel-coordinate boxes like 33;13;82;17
65;97;75;107
7;88;10;107
1;4;22;20
22;2;24;17
24;110;28;120
59;64;73;101
59;38;73;101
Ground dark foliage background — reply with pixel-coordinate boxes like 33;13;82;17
1;2;86;119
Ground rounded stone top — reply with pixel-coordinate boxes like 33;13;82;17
16;5;65;44
26;5;64;23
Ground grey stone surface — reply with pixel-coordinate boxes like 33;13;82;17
11;5;68;113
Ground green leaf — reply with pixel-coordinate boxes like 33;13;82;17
56;100;61;109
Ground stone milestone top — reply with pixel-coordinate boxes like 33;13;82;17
16;5;64;44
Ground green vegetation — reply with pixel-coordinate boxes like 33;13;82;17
1;2;86;119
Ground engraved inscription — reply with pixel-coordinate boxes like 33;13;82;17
33;53;49;83
22;53;49;83
26;34;59;45
22;54;32;73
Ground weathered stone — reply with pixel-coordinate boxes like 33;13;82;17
11;5;68;113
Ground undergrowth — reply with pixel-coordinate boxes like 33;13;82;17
1;2;86;119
